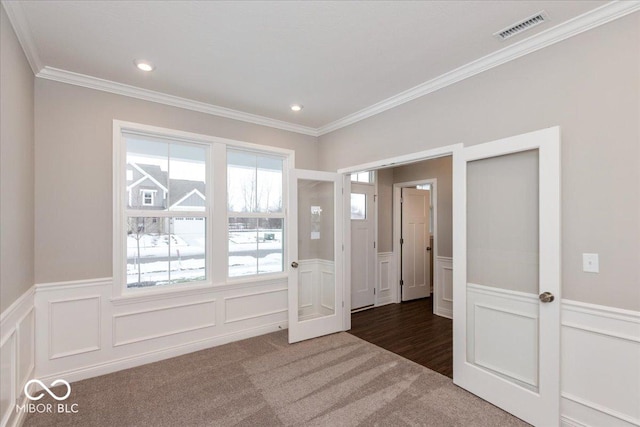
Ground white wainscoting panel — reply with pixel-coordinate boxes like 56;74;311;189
434;256;453;318
0;286;35;427
466;283;539;391
297;259;335;319
114;299;216;346
320;260;335;311
49;296;101;359
224;288;287;324
561;300;640;427
33;277;288;386
376;252;395;305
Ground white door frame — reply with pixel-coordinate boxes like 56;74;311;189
338;144;461;314
393;179;438;304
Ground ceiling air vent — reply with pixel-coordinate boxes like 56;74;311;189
494;11;549;41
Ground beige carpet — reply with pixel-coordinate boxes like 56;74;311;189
24;331;528;426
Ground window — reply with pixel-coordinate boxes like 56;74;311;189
115;121;292;295
350;193;366;220
141;190;155;206
227;150;284;277
123;133;208;289
350;171;374;183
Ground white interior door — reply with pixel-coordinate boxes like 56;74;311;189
351;183;375;309
453;127;561;426
401;187;431;301
288;169;344;343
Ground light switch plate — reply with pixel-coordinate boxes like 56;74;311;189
583;253;599;273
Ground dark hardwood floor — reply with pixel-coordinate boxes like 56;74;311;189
348;297;453;378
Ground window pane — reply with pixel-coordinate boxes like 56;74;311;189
228;150;283;214
126;137;168;210
169;144;206;211
127;217;169;287
256;156;283;213
168;217;206;284
257;218;283;274
127;217;206;288
351;193;366;219
228;217;258;277
227;151;257;213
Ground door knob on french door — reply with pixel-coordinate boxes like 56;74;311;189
539;292;555;303
426;247;431;251
291;261;299;269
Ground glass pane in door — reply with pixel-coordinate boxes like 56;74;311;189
466;149;540;392
297;179;335;321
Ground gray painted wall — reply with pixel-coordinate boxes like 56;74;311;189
34;80;318;284
392;156;452;258
1;5;35;313
319;14;640;311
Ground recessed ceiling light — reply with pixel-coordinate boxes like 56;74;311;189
134;59;155;72
290;104;303;112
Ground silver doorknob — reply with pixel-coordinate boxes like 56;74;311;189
291;261;299;269
539;292;555;303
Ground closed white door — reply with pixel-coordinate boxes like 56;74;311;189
453;127;560;426
288;169;345;343
401;187;431;301
350;183;375;309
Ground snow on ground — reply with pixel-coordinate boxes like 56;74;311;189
127;231;283;286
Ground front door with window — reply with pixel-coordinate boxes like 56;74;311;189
351;183;375;309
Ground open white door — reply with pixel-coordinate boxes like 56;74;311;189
453;127;561;426
288;169;345;343
401;187;431;301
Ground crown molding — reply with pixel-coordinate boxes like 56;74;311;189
4;0;638;138
317;1;640;136
2;0;43;74
36;67;319;136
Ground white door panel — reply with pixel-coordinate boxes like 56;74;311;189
453;127;561;426
401;188;430;301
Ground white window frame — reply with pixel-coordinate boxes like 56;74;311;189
113;120;294;299
140;189;156;206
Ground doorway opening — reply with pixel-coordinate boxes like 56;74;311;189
346;153;454;378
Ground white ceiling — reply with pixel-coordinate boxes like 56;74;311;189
4;1;615;130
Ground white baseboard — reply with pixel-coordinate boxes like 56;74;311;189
33;276;289;391
38;321;286;385
0;286;35;427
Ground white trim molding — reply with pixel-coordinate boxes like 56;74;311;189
33;276;288;387
561;299;640;427
4;0;638;137
434;256;453;319
0;287;36;427
37;67;318;136
317;1;640;135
